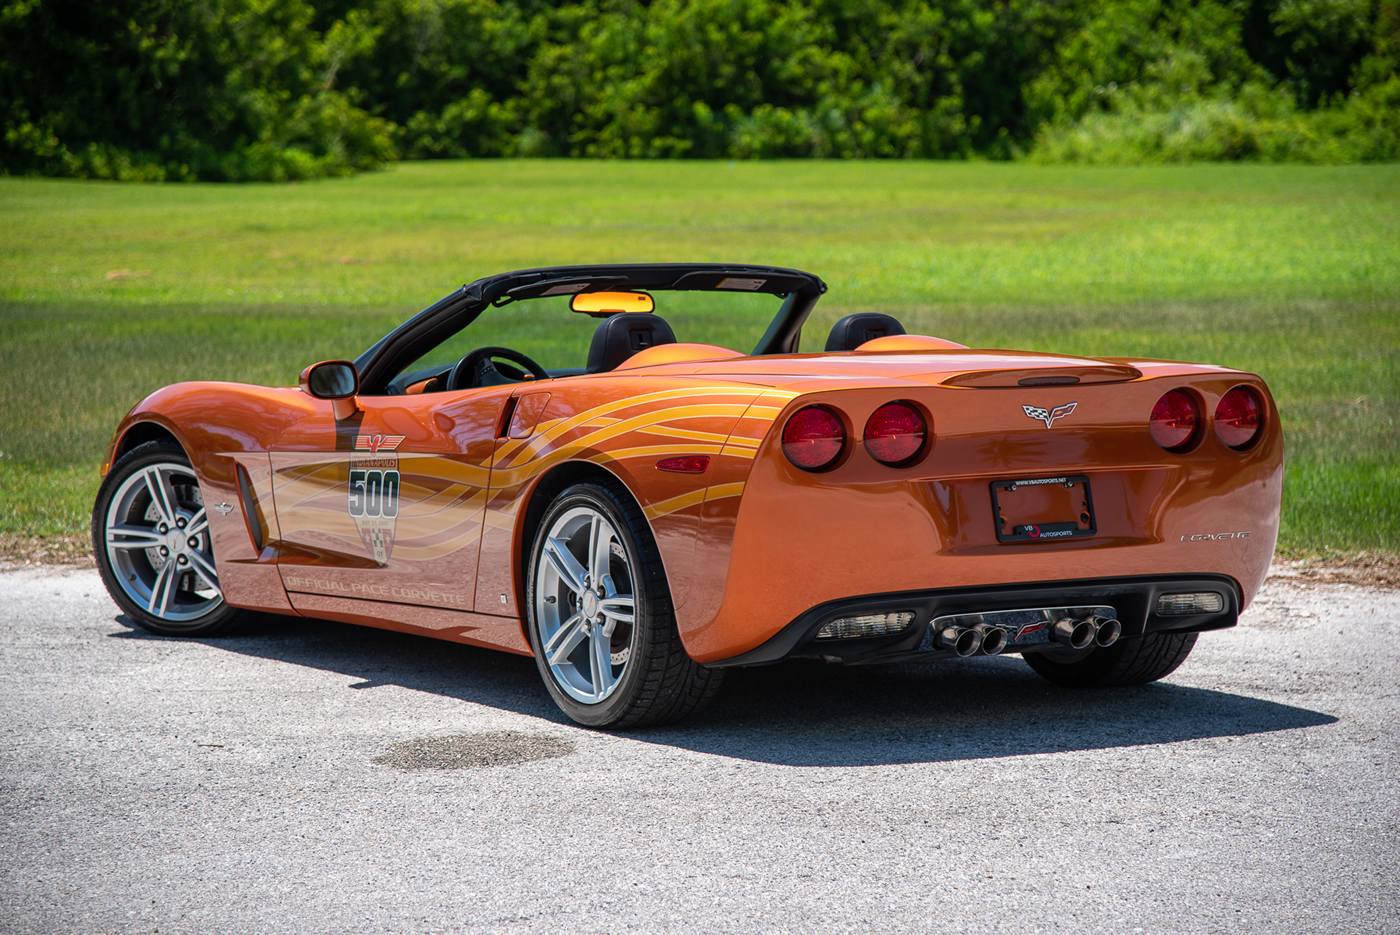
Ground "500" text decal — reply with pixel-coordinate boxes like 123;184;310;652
349;469;400;518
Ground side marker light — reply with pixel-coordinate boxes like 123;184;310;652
656;456;710;474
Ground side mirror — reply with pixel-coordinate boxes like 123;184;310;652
299;360;360;419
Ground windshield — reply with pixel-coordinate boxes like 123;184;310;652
399;290;785;379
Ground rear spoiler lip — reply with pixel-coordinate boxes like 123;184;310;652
942;364;1143;388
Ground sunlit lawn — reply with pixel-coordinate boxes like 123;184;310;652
1;160;1396;555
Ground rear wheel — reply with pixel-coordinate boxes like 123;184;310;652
525;480;723;728
92;440;246;637
1021;631;1198;688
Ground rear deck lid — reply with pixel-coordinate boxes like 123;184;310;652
687;349;1146;389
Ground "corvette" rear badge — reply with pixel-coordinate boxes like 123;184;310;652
1023;402;1078;428
1180;530;1251;541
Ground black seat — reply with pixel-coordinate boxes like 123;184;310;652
825;313;906;352
586;313;677;373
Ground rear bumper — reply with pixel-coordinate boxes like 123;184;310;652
704;574;1240;667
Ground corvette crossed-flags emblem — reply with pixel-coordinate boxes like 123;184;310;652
1022;402;1078;428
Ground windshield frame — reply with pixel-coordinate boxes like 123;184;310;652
353;263;826;396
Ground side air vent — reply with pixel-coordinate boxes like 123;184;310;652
235;463;268;551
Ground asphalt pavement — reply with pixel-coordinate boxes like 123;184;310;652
1;566;1396;934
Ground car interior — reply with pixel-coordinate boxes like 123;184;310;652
384;293;909;396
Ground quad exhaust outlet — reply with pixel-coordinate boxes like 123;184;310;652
927;605;1121;659
1093;615;1122;647
1051;617;1095;650
977;624;1009;656
936;625;983;657
1051;615;1122;650
935;624;1010;656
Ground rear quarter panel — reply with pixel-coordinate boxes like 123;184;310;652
474;377;770;621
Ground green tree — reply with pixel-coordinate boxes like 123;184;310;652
1;0;394;180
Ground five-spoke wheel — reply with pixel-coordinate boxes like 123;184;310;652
534;504;637;704
525;480;723;728
93;441;244;636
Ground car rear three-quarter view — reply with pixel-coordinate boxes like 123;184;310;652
91;264;1284;728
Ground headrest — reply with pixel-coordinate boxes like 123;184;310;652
586;313;677;373
825;313;907;352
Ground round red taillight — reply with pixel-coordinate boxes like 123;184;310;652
1214;386;1263;450
1150;389;1199;451
864;401;927;466
782;406;845;471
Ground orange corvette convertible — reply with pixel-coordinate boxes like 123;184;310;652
93;264;1283;727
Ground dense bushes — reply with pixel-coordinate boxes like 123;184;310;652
3;0;1397;179
1029;0;1400;162
0;0;395;180
1032;73;1400;163
327;0;1069;159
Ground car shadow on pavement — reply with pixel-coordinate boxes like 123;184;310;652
111;611;1339;767
640;656;1339;766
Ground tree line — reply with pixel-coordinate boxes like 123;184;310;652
3;0;1397;180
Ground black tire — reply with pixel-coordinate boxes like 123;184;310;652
1021;631;1198;688
92;440;248;637
525;479;723;728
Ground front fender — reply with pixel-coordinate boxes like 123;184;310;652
100;382;311;615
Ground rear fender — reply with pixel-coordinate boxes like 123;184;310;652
477;378;766;619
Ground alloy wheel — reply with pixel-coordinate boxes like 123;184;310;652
103;461;223;623
532;505;637;704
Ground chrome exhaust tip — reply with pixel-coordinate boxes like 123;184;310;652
937;626;983;657
1051;617;1096;651
1093;616;1122;648
978;625;1009;656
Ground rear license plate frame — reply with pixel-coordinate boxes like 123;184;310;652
991;475;1097;543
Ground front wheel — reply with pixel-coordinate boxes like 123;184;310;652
1021;631;1198;688
92;440;246;637
525;480;722;728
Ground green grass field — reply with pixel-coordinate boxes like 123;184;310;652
2;161;1397;558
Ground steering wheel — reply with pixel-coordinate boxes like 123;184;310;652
447;346;550;391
